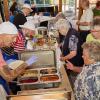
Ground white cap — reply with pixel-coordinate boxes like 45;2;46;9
19;21;35;31
0;21;18;35
23;4;32;12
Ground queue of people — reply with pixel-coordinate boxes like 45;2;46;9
0;0;100;100
55;0;100;99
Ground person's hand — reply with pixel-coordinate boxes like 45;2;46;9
25;55;38;66
66;60;74;71
60;57;65;61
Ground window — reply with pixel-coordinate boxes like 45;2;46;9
62;0;75;13
31;0;58;5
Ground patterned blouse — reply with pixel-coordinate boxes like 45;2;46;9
74;62;100;100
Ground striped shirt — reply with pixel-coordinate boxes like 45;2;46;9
12;32;26;53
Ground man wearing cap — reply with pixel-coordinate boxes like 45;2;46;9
0;21;28;94
13;4;32;29
19;21;36;50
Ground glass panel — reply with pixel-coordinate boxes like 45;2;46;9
62;0;75;13
31;0;58;5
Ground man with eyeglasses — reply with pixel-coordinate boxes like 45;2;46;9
86;17;100;43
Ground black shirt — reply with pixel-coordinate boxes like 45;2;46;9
62;28;84;66
13;12;27;29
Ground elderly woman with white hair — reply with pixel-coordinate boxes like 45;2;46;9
55;19;84;87
67;42;100;99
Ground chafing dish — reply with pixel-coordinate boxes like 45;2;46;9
40;68;57;75
18;69;39;85
20;70;38;78
18;50;62;90
19;77;38;84
17;67;61;90
40;75;59;82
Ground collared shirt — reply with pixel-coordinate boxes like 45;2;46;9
74;62;100;100
86;34;100;43
79;8;93;31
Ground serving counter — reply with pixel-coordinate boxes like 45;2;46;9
8;44;75;100
8;65;75;100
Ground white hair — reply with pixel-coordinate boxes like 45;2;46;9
55;19;70;31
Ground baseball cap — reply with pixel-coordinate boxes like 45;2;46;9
0;21;18;35
19;21;35;31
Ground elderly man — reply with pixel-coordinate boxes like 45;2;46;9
0;22;28;94
55;19;84;87
13;3;32;29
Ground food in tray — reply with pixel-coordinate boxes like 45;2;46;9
40;68;57;74
20;70;38;78
33;34;43;39
40;75;59;82
46;38;56;46
19;77;38;83
37;38;45;46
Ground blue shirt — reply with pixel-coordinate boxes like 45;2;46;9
0;76;10;94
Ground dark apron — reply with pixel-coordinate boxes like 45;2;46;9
0;76;10;94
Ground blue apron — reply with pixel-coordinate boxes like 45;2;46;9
0;76;10;94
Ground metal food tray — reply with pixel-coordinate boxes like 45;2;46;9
18;68;61;84
40;74;61;83
18;50;57;68
40;67;58;75
18;69;39;85
17;68;62;90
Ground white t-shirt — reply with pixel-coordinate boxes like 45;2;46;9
79;8;93;31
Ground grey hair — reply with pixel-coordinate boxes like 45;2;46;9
82;42;100;62
55;12;66;21
55;19;70;31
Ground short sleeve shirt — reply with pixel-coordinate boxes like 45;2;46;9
79;8;93;31
86;34;100;43
74;62;100;100
69;35;78;51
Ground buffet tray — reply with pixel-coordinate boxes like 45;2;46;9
18;50;57;68
17;68;62;90
18;68;61;84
